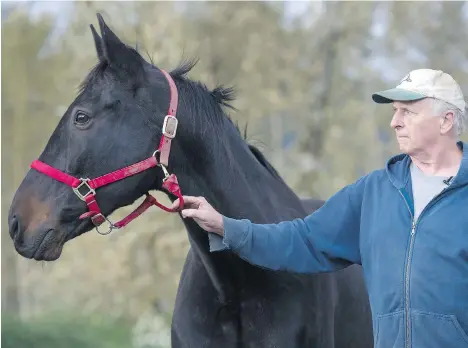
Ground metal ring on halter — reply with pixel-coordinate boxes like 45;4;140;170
95;215;118;235
152;150;170;179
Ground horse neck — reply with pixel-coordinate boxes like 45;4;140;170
177;123;298;220
169;112;305;303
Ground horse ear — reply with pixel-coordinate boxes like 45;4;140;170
95;13;144;76
90;24;104;61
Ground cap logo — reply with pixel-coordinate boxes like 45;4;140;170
400;73;412;84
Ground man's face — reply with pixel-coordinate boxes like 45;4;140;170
390;98;444;155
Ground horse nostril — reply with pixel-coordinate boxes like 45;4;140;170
9;215;20;241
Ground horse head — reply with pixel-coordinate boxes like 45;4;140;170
7;13;215;261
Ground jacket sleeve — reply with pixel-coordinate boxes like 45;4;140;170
208;176;366;274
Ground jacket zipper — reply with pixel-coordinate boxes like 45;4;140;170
398;190;415;348
405;221;416;348
399;185;454;348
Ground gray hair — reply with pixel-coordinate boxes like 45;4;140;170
432;98;467;136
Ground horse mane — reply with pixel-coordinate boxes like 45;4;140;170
170;58;237;110
78;55;284;184
169;58;286;183
247;144;286;183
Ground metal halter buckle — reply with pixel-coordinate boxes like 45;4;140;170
162;115;178;139
73;178;96;201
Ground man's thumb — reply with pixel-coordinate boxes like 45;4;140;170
181;209;199;219
171;198;181;210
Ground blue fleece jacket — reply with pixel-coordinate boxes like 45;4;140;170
209;141;468;348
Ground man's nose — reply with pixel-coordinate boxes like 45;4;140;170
390;113;401;129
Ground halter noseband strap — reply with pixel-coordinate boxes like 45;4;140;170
30;69;184;235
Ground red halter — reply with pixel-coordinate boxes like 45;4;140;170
30;69;184;235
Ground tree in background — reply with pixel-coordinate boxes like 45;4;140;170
2;6;71;318
2;3;467;346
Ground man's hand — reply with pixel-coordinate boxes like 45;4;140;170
171;196;224;236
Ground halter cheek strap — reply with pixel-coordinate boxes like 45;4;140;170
158;69;178;166
30;69;184;235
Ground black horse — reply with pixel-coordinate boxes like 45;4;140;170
8;14;373;348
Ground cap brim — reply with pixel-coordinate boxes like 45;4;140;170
372;88;426;104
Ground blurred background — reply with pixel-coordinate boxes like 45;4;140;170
2;1;468;347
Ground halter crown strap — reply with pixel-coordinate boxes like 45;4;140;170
161;69;178;116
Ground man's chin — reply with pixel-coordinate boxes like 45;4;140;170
396;138;410;152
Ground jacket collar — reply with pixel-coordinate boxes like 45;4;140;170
385;141;468;190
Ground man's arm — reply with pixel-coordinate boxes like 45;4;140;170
176;176;366;274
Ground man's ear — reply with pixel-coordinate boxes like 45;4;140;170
440;110;455;135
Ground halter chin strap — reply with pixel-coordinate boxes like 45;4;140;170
30;69;184;235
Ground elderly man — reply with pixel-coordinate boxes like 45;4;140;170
172;69;468;348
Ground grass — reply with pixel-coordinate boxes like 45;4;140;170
2;312;133;348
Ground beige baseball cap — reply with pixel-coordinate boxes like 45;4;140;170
372;69;466;112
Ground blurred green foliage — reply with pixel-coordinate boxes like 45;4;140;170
2;1;468;346
2;313;133;348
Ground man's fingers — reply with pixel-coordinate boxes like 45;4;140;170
181;208;201;219
182;196;204;206
171;198;182;210
172;196;203;210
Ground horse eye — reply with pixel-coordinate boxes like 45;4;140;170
74;112;91;125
